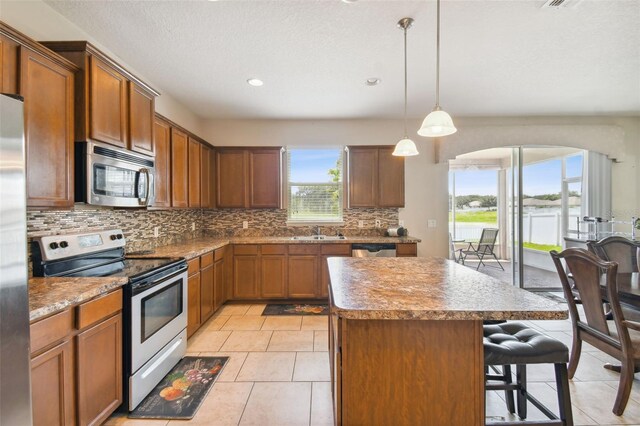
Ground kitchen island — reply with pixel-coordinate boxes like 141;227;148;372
327;257;567;426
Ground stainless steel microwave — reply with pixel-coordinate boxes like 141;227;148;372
76;141;155;207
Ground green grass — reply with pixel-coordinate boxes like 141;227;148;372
523;242;562;252
449;210;497;223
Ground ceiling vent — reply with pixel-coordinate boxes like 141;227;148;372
542;0;583;8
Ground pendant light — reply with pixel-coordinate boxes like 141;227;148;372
393;17;419;157
418;0;457;137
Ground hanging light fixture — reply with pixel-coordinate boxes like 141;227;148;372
393;17;419;157
418;0;457;137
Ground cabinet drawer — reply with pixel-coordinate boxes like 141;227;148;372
30;309;73;355
201;251;214;268
188;257;200;275
234;245;259;255
214;247;225;261
288;244;320;255
321;244;352;255
76;289;123;330
261;244;287;255
397;243;417;257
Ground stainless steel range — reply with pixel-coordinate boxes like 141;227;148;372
31;229;188;411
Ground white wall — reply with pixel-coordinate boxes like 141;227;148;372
0;0;205;137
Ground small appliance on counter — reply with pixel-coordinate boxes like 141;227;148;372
385;226;407;237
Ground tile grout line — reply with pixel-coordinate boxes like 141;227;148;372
309;381;314;426
237;381;256;426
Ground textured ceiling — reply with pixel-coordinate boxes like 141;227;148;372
43;0;640;119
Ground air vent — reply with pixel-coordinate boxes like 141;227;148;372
542;0;583;8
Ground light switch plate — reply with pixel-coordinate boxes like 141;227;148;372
191;222;196;231
399;220;405;227
358;220;364;228
427;219;437;228
243;221;249;229
154;226;160;238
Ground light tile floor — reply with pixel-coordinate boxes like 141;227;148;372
106;303;640;426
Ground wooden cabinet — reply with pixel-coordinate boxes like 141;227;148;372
31;340;75;426
29;289;122;426
201;144;213;209
348;146;405;208
261;245;287;298
188;137;201;207
397;243;418;257
171;128;189;208
41;41;159;151
76;314;122;426
288;245;320;298
320;245;352;298
233;245;261;299
187;258;201;338
216;147;281;208
0;32;20;94
213;248;226;311
128;82;155;155
20;46;75;208
152;117;171;208
200;252;215;323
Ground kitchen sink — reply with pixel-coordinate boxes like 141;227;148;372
290;235;347;241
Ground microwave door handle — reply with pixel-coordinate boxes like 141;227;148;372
139;168;150;206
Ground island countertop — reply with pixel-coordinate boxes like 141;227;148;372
327;257;567;321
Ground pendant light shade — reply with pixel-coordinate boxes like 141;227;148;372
393;138;419;156
419;0;457;138
393;17;419;157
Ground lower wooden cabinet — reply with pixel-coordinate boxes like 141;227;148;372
288;256;319;298
187;271;201;338
200;264;214;322
31;339;75;426
214;252;226;312
186;248;228;337
397;243;418;257
76;314;122;426
233;254;260;299
30;289;122;426
261;253;287;298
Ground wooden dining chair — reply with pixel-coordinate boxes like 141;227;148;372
550;248;640;415
587;236;640;273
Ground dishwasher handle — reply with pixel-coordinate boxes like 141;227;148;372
351;243;397;257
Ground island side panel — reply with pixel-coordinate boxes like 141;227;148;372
340;318;484;426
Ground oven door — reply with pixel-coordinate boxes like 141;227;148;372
86;142;155;207
130;270;187;373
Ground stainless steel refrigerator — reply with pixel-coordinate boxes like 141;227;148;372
0;93;33;425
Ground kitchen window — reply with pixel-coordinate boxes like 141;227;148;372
286;147;344;224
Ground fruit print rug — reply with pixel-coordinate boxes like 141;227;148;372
129;356;228;419
262;304;329;315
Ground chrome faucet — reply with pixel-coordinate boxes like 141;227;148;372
314;225;321;237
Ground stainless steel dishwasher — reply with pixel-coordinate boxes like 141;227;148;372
351;243;397;257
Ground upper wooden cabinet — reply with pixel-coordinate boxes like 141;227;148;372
171;128;189;208
188;137;201;208
1;23;78;208
201;144;214;209
41;41;159;150
216;147;282;209
348;146;405;208
152;117;172;208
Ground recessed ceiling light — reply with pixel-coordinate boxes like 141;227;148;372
365;78;381;86
247;78;264;87
342;0;358;3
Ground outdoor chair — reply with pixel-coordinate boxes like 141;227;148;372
458;228;504;271
550;248;640;416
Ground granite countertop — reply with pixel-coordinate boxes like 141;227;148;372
129;235;421;260
29;277;128;322
327;257;568;321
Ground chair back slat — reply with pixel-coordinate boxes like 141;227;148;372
588;236;640;273
478;228;499;252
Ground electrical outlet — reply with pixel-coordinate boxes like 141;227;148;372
358;220;364;228
399;220;405;227
427;219;437;228
154;226;160;238
243;221;249;229
191;222;196;231
375;219;381;228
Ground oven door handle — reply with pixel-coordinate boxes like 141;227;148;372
131;268;187;300
139;168;150;206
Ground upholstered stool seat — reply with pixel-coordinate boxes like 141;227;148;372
484;322;573;426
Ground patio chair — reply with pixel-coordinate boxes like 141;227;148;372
550;248;640;416
458;228;504;271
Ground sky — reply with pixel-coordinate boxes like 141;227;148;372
451;154;583;196
289;149;341;183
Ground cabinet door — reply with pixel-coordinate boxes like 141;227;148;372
377;147;405;207
128;82;155;156
348;147;378;208
288;256;319;298
396;243;417;257
261;255;287;298
152;118;171;207
187;272;201;338
214;257;225;311
89;56;128;148
76;313;122;426
200;265;214;323
233;255;260;299
216;149;247;208
201;144;212;209
21;48;75;208
171;128;189;208
0;34;20;95
188;137;201;207
249;148;281;208
31;339;75;426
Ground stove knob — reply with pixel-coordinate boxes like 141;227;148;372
116;234;124;240
59;241;69;248
49;242;59;250
110;234;118;241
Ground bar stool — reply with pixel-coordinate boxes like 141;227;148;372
484;322;574;426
